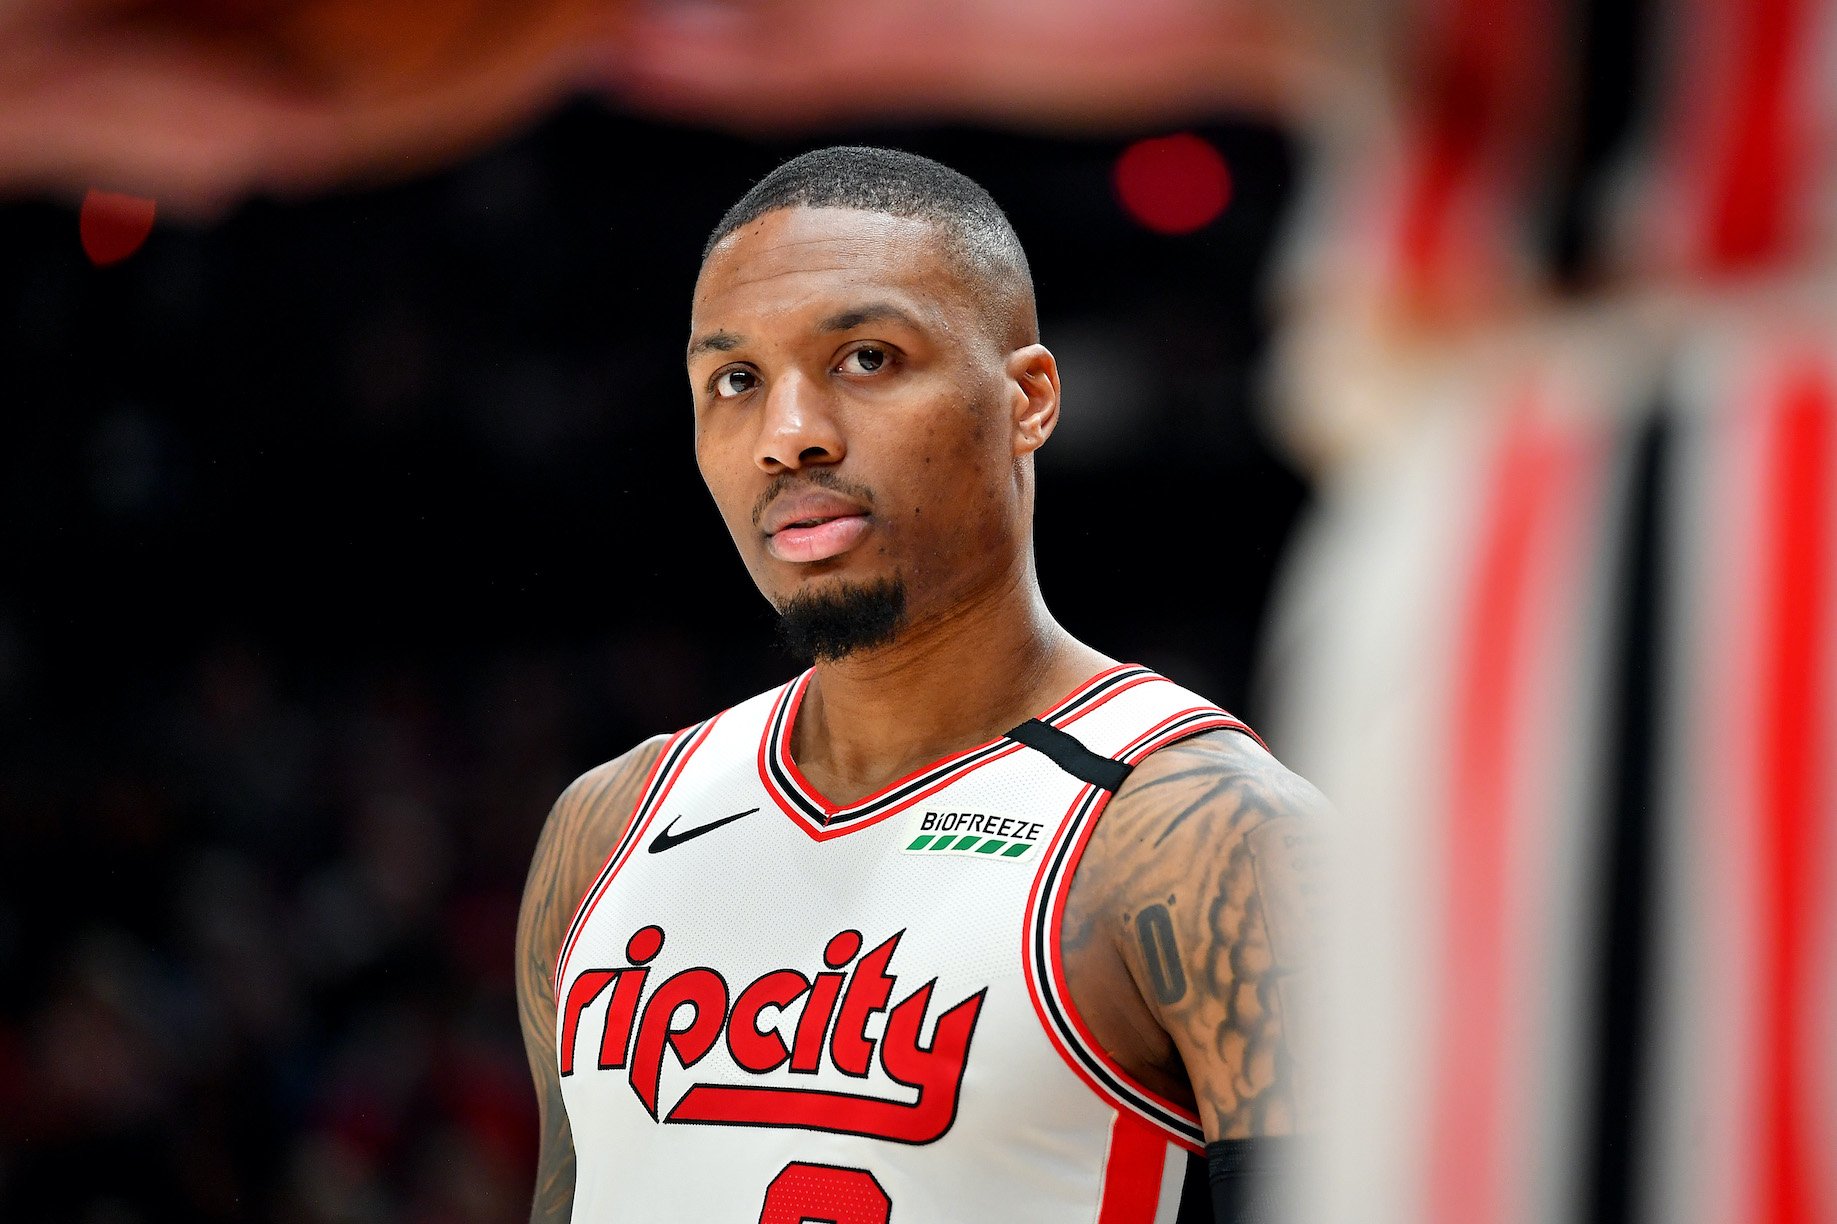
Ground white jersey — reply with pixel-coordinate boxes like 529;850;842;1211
553;664;1262;1222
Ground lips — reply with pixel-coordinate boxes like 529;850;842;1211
768;515;871;562
760;489;873;563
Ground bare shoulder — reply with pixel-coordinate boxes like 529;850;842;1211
528;737;675;908
517;734;673;1022
1106;727;1328;846
1068;728;1331;1139
513;733;670;1224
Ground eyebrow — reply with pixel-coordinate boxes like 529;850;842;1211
817;303;921;333
686;303;922;361
686;329;742;359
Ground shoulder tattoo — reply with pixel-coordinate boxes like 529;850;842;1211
1103;731;1332;1138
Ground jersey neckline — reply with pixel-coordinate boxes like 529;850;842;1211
756;662;1159;841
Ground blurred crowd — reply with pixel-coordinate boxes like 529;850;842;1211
2;641;560;1222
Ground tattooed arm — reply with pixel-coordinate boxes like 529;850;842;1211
1061;729;1330;1139
514;736;669;1224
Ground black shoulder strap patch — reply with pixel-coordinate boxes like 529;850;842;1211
1005;718;1133;792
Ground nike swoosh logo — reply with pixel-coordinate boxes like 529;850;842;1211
647;807;759;854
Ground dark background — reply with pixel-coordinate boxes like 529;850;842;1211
0;105;1302;1222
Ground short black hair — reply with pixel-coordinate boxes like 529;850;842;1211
702;146;1038;349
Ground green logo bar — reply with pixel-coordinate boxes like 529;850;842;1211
901;824;1037;858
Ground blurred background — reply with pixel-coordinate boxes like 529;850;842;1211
0;2;1831;1223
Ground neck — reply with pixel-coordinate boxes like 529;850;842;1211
789;559;1112;806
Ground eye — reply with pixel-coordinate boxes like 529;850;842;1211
711;367;759;398
837;346;890;375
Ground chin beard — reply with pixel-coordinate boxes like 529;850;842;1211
774;577;909;662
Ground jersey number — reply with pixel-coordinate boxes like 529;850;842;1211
758;1161;891;1224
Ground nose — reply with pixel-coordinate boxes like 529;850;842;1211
754;369;844;473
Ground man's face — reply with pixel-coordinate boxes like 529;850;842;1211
689;206;1047;647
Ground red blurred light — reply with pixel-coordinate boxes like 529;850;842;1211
80;189;157;266
1113;135;1231;235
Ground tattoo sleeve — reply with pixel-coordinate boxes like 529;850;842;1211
1099;732;1330;1139
514;737;667;1224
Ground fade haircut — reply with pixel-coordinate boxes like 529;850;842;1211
703;146;1039;350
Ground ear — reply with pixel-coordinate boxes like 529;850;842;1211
1005;344;1060;457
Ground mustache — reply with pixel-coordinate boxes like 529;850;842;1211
750;470;877;530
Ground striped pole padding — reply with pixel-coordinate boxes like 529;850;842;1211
1264;301;1837;1224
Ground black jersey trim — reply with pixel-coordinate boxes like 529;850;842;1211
1118;710;1263;765
760;665;1158;835
1028;782;1207;1147
552;717;715;993
1022;705;1269;1151
760;675;1020;833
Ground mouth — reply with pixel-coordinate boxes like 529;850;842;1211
757;480;876;564
766;512;872;564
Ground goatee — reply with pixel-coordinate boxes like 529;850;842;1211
775;577;908;662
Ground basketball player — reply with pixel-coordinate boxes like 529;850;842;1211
514;147;1328;1223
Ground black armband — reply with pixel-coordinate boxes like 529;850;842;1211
1206;1137;1295;1223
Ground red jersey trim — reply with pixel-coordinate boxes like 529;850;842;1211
756;664;1157;841
1025;782;1206;1150
1022;704;1266;1151
1097;1110;1175;1223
